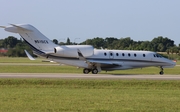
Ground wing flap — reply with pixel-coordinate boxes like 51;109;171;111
87;60;122;66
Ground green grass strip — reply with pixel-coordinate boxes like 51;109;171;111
0;79;180;111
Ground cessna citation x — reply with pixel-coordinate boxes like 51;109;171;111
0;24;176;75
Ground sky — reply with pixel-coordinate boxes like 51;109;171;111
0;0;180;45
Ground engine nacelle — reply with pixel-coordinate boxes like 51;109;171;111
54;45;94;57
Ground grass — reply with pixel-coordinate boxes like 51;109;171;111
0;57;49;63
0;57;180;111
0;79;180;111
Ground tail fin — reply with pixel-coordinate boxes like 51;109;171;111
2;24;57;55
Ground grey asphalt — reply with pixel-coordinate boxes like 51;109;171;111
0;73;180;80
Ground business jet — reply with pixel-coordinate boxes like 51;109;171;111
0;24;176;75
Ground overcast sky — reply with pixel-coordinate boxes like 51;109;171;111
0;0;180;45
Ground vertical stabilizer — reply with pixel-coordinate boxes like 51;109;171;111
3;24;57;54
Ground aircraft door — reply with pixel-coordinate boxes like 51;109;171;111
109;51;114;59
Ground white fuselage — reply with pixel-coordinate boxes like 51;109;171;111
46;49;175;70
1;24;176;74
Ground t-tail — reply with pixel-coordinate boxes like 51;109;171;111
1;24;57;55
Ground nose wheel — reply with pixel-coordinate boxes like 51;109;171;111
159;67;164;75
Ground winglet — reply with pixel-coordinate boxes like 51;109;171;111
77;49;93;67
77;49;86;61
24;50;35;60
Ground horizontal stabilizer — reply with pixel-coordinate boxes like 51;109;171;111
9;24;33;32
24;50;35;60
0;26;6;28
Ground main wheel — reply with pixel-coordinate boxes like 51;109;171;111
92;69;98;74
83;68;90;74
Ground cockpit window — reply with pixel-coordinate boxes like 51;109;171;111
157;54;162;58
154;53;163;58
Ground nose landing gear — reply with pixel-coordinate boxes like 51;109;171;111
159;67;164;75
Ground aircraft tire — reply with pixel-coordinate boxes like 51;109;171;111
83;68;90;74
92;69;98;74
159;71;164;75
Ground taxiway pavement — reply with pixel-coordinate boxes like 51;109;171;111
0;73;179;80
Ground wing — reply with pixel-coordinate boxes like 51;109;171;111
77;49;122;68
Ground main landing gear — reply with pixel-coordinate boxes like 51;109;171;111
159;67;164;75
83;68;98;74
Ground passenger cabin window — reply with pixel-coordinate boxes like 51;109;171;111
110;53;113;56
143;54;145;57
128;53;131;57
104;52;107;56
134;53;136;57
116;53;119;56
122;53;125;56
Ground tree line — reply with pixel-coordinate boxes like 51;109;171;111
0;36;32;57
55;36;180;54
0;36;180;57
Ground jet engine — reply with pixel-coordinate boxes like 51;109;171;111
54;45;94;57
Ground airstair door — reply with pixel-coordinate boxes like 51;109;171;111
109;51;114;59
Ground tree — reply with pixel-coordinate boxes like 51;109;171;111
6;42;32;57
66;38;71;45
2;36;20;48
113;37;133;50
53;39;58;44
105;37;118;49
151;36;174;52
92;37;105;49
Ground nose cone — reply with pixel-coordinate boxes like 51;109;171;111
171;60;176;67
163;60;176;68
